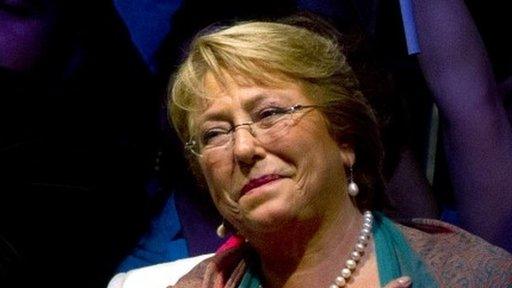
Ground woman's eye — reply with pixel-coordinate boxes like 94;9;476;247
201;129;227;145
258;107;287;119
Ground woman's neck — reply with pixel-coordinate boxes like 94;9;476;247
247;203;374;288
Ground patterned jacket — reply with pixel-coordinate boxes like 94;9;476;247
169;219;512;288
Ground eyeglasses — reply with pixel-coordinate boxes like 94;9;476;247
185;104;321;157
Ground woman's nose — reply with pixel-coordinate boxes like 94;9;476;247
232;125;265;165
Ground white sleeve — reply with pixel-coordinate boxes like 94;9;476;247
106;253;214;288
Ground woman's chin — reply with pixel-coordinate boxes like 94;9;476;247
239;201;300;234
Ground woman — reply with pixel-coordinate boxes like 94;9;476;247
109;15;512;288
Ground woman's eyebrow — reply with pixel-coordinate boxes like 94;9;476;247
197;110;231;125
197;91;287;125
241;93;267;109
242;92;287;110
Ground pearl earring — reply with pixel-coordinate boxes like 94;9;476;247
216;222;227;238
348;166;359;197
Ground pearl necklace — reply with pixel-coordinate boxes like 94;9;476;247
329;211;373;288
256;211;373;288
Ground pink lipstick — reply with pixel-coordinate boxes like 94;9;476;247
241;174;282;195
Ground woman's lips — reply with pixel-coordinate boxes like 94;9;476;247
241;174;282;195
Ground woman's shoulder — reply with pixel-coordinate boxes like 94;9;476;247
396;218;512;286
396;217;511;257
107;253;214;288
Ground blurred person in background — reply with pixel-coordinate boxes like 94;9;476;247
1;0;158;287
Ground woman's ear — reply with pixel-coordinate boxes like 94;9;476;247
339;144;355;167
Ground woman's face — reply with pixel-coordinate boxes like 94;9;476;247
191;73;355;236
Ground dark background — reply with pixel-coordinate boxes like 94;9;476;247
1;0;510;287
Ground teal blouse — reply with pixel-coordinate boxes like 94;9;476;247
238;212;438;287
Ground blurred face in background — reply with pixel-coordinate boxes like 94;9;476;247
0;0;57;72
1;0;58;145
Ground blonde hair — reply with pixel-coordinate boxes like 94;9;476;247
169;17;385;210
